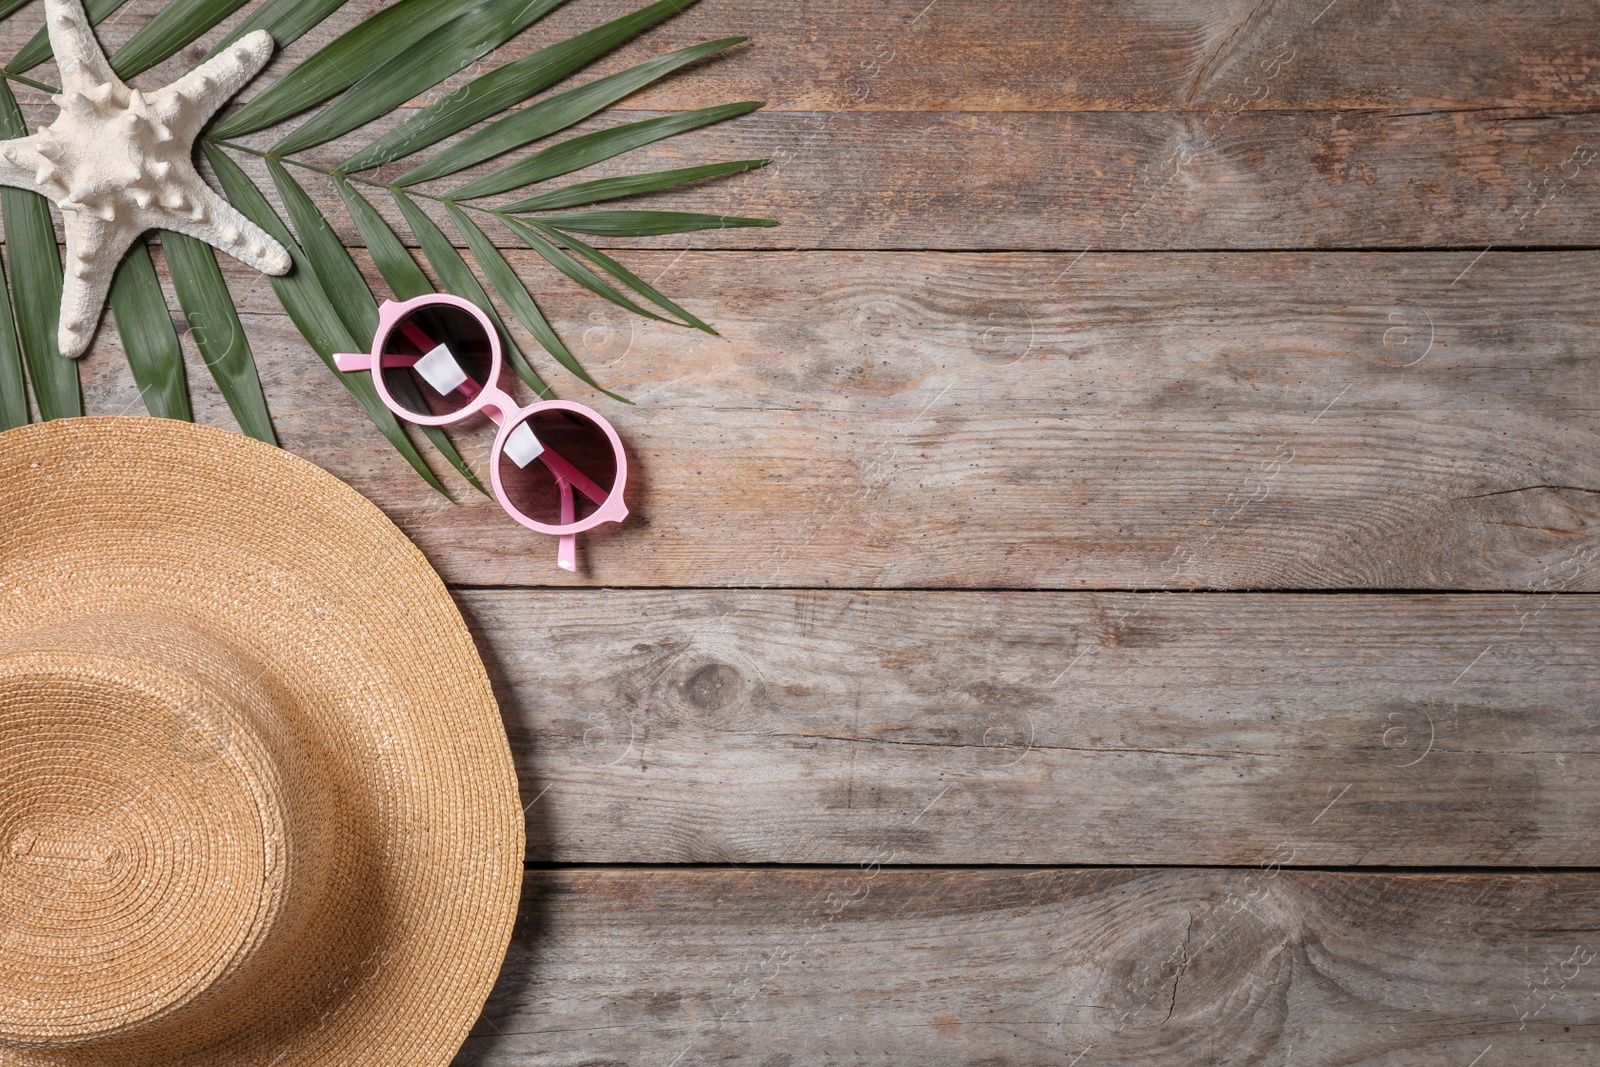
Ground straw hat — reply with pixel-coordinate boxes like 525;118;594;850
0;417;524;1066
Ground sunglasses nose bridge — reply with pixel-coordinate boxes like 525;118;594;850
480;396;513;427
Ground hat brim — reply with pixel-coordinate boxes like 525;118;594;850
0;417;524;1066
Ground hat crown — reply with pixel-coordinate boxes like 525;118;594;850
0;619;300;1048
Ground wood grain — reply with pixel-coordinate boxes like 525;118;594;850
0;0;1595;1057
77;249;1600;590
463;589;1600;866
463;868;1600;1065
6;0;1595;113
16;89;1595;255
189;105;1600;251
3;3;1596;254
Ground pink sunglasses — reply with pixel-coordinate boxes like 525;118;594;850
335;294;629;572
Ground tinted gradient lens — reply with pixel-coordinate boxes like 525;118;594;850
497;408;619;527
379;304;495;419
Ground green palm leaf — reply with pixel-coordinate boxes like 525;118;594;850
0;81;76;419
344;0;703;174
206;0;348;57
3;184;79;419
207;144;448;494
501;213;670;325
537;209;777;236
208;146;351;357
111;0;252;79
523;219;714;332
163;231;277;443
334;179;433;300
209;0;466;138
11;0;131;71
272;0;571;157
109;239;191;421
503;159;768;213
268;159;377;344
333;180;487;495
0;0;32;30
0;249;28;431
393;191;551;400
396;35;744;188
453;101;761;201
446;203;625;401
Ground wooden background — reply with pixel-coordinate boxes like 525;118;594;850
23;0;1600;1061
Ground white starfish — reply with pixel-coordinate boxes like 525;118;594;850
0;0;290;359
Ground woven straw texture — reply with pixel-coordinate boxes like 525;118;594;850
0;417;524;1066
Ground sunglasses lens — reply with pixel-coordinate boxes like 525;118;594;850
379;304;495;418
497;408;619;528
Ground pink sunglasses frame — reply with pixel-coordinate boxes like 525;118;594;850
335;294;629;572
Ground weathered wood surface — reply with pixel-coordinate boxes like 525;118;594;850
6;0;1596;113
463;868;1600;1065
78;249;1600;590
191;106;1600;251
462;589;1600;866
8;0;1600;1057
5;1;1599;254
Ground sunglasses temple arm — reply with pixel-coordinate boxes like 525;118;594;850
340;350;483;404
395;321;484;397
557;478;577;572
538;447;608;506
398;320;436;352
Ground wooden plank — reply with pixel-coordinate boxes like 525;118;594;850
183;106;1600;251
457;589;1600;866
4;22;1597;254
6;0;1595;112
16;88;1590;255
471;868;1600;1064
78;249;1600;590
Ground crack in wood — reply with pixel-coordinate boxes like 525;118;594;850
1185;0;1281;105
1459;485;1600;499
1162;912;1196;1023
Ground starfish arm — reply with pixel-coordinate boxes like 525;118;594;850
157;32;275;143
0;135;60;196
160;180;292;276
56;209;132;358
43;0;123;97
